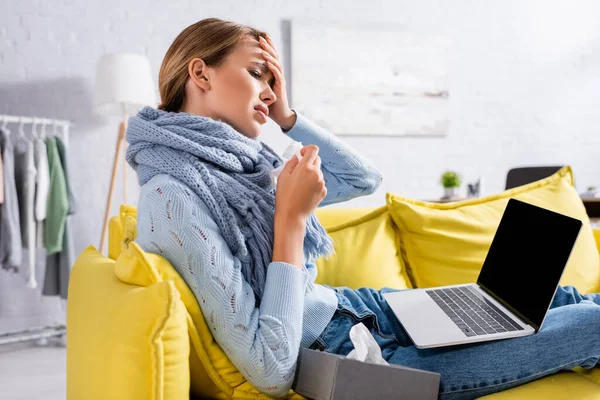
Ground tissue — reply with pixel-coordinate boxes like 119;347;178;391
346;322;390;366
282;140;304;161
269;140;303;186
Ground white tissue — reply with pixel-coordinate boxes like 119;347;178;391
346;322;390;366
282;140;304;162
269;140;303;186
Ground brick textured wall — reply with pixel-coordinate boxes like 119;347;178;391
1;0;600;333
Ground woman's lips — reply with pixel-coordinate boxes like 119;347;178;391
255;109;268;123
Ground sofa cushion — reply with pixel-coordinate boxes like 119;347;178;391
67;246;189;400
386;166;600;292
113;206;305;399
314;205;412;290
479;371;600;399
314;207;374;229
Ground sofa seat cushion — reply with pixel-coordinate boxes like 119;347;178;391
479;370;600;399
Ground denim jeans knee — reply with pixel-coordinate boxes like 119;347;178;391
310;286;409;354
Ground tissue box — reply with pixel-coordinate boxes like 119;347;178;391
292;348;440;400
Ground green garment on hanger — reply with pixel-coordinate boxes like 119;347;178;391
44;136;68;255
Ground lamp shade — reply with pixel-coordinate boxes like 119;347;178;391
93;52;157;116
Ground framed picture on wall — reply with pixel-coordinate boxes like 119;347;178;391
290;19;451;137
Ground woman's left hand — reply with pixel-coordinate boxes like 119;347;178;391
260;34;296;131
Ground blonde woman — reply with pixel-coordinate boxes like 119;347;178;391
127;18;600;400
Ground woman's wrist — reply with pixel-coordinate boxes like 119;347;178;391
274;211;306;231
280;110;297;133
273;214;306;269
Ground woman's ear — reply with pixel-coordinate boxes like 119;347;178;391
188;57;211;92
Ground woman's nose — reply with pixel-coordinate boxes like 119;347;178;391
261;87;277;105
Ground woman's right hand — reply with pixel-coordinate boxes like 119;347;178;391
275;144;327;223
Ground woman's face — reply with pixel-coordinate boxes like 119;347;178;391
186;36;276;139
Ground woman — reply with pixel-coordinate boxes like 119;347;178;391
126;18;600;399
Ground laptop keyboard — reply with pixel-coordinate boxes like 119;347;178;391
425;286;524;337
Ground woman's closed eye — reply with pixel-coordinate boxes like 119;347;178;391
249;70;274;88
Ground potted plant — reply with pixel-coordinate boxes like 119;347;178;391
581;185;599;199
440;170;461;200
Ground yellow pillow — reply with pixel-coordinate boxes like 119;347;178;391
314;206;412;290
387;166;600;293
106;278;190;399
67;246;189;400
114;206;305;399
314;207;375;230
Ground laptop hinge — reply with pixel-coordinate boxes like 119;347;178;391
477;282;540;331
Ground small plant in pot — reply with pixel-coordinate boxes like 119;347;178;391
440;170;461;200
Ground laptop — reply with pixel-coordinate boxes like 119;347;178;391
383;198;583;349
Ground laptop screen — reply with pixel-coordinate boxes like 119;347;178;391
477;198;582;330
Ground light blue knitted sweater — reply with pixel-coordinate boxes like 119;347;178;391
135;111;383;397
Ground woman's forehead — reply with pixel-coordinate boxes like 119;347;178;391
235;36;262;58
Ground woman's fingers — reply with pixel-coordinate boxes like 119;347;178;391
265;59;283;85
282;153;299;174
262;51;282;73
300;145;319;166
260;35;278;59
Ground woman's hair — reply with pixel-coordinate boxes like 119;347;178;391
158;18;268;112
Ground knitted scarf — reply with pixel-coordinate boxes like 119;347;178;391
126;106;334;302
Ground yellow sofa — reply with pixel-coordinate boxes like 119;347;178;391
67;169;600;399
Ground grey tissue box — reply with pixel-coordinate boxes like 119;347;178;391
292;348;440;400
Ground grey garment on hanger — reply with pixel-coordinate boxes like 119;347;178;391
0;148;4;204
55;136;77;215
43;216;72;299
43;135;76;299
0;127;23;271
14;136;38;287
14;136;37;248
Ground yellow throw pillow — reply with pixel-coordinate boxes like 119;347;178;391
67;246;189;400
106;279;190;400
114;207;305;399
387;166;600;293
314;206;412;290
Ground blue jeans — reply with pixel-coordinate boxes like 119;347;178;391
309;285;600;399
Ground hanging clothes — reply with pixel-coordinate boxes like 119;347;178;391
43;136;76;299
43;136;68;255
14;135;38;288
0;150;4;204
0;127;23;271
56;136;77;214
34;136;50;249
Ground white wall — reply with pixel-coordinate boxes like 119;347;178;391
1;0;599;331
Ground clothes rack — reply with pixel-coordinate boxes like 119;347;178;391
0;114;72;346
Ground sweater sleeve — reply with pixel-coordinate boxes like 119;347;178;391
136;177;309;398
284;110;383;206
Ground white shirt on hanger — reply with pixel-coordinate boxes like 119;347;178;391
34;137;50;249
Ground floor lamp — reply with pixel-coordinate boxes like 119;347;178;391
94;52;157;254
